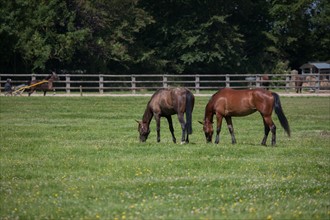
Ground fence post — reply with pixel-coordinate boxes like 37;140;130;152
316;73;320;93
195;74;200;94
32;73;36;81
80;85;83;96
99;74;104;94
226;74;230;87
256;74;261;88
66;74;70;94
285;74;290;92
131;75;136;94
163;75;168;88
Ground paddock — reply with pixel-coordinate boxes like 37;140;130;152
0;95;329;219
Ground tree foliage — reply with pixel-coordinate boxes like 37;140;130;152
266;0;330;70
0;0;328;74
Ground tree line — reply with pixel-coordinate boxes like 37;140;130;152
0;0;329;75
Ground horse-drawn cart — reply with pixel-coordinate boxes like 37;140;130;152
12;80;48;96
10;72;58;96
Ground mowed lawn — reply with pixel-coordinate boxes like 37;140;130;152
0;95;329;219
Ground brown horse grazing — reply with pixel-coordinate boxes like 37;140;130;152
294;75;304;93
136;87;195;144
27;72;59;96
200;88;290;146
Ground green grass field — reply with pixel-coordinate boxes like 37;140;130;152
0;95;329;219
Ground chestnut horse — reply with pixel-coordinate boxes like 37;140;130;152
200;88;290;146
137;88;195;144
27;72;59;96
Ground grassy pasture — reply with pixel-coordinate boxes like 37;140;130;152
0;95;329;219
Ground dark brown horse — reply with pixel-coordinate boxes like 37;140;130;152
200;88;290;146
137;87;195;144
27;72;59;96
294;74;304;93
261;74;270;90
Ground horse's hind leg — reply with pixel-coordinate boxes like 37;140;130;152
166;116;176;143
225;117;236;144
270;123;276;146
261;118;270;145
177;113;187;144
262;116;276;146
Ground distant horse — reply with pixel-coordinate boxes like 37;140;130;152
199;88;290;146
136;87;195;144
27;72;59;96
261;74;270;90
294;74;304;93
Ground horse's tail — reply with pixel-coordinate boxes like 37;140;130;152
185;90;194;134
272;92;291;137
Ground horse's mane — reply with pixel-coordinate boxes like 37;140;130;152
142;89;164;123
45;74;53;80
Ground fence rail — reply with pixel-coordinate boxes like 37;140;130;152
1;73;329;94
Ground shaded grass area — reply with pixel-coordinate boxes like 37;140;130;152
0;96;329;219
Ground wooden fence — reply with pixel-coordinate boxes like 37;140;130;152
1;73;329;94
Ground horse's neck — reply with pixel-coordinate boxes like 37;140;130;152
204;101;214;123
142;105;153;125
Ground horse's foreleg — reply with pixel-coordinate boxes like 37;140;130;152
155;115;161;142
177;113;186;144
214;114;223;144
225;117;236;144
166;116;176;143
28;88;34;96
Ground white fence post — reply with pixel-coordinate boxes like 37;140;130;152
285;75;290;92
66;74;70;94
195;74;200;94
163;75;167;88
256;74;261;88
316;73;320;93
99;74;104;94
131;75;136;94
226;74;230;87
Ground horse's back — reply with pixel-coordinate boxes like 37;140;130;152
211;88;273;116
149;88;190;115
148;88;177;115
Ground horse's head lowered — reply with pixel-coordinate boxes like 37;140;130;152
136;120;150;142
199;120;214;143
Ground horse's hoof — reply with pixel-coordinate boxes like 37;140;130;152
180;141;186;145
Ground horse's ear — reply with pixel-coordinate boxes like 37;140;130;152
198;121;204;125
135;120;140;124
